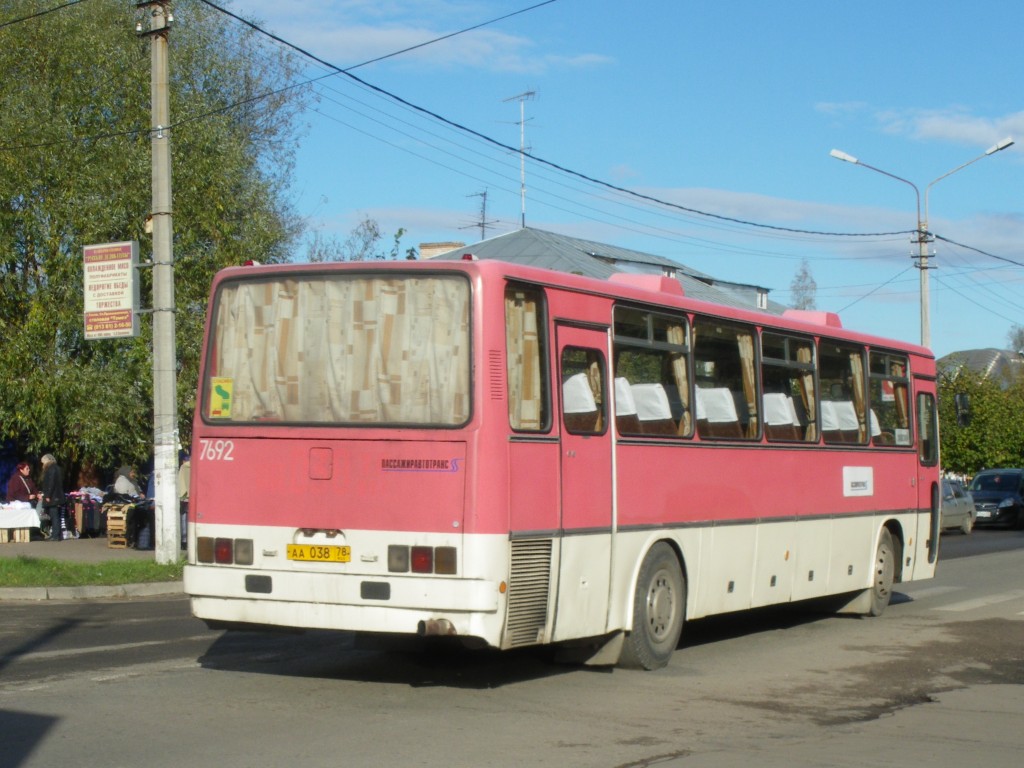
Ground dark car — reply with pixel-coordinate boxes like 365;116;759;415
967;469;1024;528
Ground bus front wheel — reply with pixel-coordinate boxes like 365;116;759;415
868;529;895;617
619;543;685;670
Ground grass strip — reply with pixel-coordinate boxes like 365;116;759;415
0;555;183;588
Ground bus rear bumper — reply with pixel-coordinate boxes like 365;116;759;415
185;565;503;642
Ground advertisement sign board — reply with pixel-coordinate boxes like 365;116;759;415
83;241;140;339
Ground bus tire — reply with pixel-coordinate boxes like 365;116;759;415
619;542;685;670
868;529;895;617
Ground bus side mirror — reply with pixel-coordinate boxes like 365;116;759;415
954;393;971;427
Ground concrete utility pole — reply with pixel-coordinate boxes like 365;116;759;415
140;0;180;564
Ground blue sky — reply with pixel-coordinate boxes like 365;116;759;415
236;0;1023;360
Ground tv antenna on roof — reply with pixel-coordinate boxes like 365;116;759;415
503;90;535;228
460;190;499;241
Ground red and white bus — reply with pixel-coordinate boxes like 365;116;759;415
184;258;940;669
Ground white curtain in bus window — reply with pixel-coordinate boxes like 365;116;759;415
210;276;470;424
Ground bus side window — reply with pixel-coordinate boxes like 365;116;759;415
819;342;868;445
760;332;817;442
869;352;912;447
505;284;550;432
693;319;759;440
561;347;605;435
612;307;692;437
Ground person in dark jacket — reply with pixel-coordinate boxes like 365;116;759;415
6;462;40;504
40;454;65;541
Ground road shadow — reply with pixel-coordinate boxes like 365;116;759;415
0;710;57;767
681;601;838;649
197;628;579;689
0;616;85;676
196;597;874;687
196;593;912;687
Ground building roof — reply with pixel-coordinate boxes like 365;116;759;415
428;227;784;314
937;348;1024;385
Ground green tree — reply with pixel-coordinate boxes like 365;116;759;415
0;0;309;482
938;366;1024;474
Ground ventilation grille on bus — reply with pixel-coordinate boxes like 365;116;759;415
505;538;553;648
488;349;504;400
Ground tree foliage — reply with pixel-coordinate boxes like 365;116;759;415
789;258;816;310
0;0;310;483
306;215;417;262
938;366;1024;474
1006;324;1024;353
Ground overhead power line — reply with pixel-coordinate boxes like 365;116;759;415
835;267;914;313
934;234;1024;269
195;0;913;241
932;272;1023;326
197;0;558;72
0;0;89;31
4;0;1015;257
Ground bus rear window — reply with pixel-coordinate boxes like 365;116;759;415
203;274;470;426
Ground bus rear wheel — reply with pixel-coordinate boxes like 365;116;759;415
619;542;685;670
868;529;895;617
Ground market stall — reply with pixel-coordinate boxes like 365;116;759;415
0;501;41;543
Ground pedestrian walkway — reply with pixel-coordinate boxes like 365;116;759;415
0;534;157;563
0;534;183;601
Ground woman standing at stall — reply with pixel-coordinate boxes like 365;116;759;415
40;454;65;542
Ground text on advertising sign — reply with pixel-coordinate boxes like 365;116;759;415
83;241;140;340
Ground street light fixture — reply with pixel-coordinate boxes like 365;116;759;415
830;138;1015;349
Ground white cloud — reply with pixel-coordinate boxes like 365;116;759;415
230;1;608;75
875;107;1024;151
639;186;883;228
814;96;1021;155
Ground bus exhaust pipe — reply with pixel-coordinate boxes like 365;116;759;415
418;619;456;637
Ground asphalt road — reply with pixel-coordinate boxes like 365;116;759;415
1;528;1022;768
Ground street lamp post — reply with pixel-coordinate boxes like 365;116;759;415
830;138;1014;349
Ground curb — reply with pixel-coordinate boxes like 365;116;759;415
0;581;183;602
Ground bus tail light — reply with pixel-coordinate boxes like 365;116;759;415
197;536;253;565
411;546;433;573
434;547;457;575
215;538;234;564
388;544;409;572
388;545;457;575
197;536;215;563
234;539;254;565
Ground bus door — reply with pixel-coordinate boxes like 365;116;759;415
554;323;613;638
915;380;940;570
